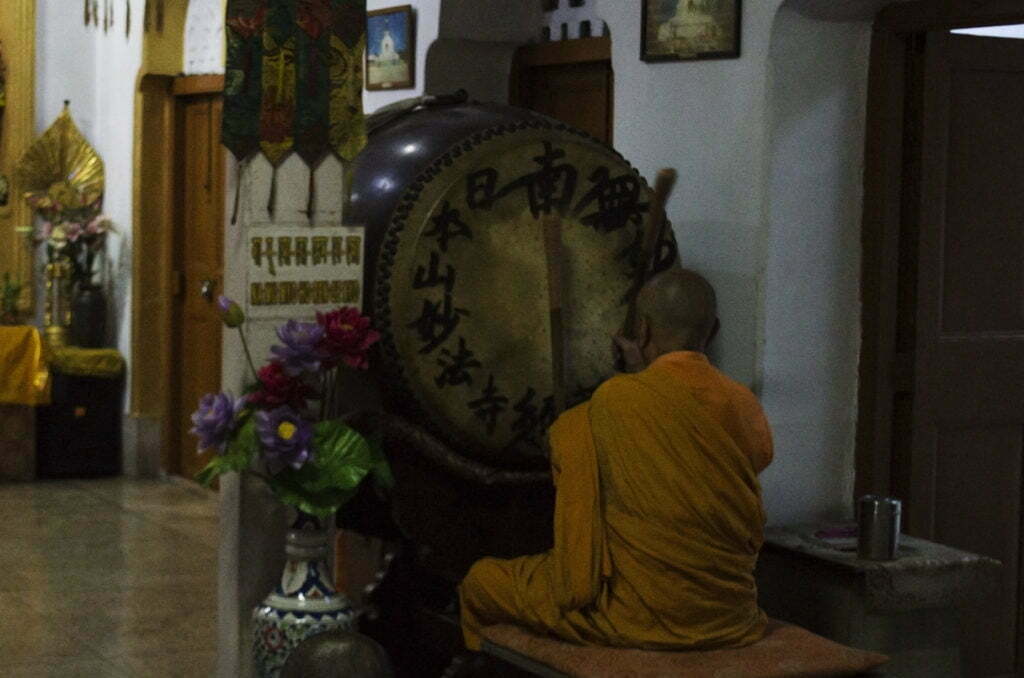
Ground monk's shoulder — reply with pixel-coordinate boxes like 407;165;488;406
590;373;641;409
705;364;764;413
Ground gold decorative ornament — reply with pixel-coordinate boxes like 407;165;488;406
17;104;105;348
15;103;104;219
0;44;6;137
44;225;72;344
0;48;7;207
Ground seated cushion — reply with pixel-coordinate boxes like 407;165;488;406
480;619;889;678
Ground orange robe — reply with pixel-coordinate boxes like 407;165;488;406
459;351;773;652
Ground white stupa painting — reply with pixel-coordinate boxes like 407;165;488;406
371;29;400;64
367;11;413;89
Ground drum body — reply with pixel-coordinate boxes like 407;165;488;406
346;102;675;470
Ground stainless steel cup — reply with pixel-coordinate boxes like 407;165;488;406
857;495;901;560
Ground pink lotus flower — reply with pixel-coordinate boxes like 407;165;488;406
249;362;315;410
316;307;380;370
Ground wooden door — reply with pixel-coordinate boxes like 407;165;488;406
513;36;613;144
910;32;1024;677
171;86;225;481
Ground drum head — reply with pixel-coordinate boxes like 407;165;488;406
373;116;676;467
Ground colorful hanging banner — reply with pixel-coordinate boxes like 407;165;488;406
223;0;367;222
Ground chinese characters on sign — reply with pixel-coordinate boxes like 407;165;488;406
246;225;364;319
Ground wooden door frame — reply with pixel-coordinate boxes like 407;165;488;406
859;12;1024;669
855;1;1024;502
131;74;224;474
0;0;37;314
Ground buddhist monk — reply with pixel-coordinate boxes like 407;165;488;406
458;268;773;653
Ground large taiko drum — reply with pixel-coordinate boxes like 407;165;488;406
346;101;676;470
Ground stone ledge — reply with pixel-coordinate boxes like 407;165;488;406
762;524;1001;613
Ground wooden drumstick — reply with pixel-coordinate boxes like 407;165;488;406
543;215;567;415
622;168;678;341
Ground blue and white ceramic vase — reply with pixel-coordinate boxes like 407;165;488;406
252;511;358;678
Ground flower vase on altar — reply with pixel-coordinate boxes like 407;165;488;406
253;510;358;678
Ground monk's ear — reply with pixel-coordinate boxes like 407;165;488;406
639;315;652;347
707;317;721;346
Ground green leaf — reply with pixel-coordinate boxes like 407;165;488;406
264;419;389;518
194;415;258;488
367;433;394;489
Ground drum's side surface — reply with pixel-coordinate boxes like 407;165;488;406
345;103;545;273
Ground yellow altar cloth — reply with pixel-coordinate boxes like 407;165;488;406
0;326;50;406
51;347;125;379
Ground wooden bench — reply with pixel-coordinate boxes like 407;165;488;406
479;620;889;678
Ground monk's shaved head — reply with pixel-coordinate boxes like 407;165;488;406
637;268;718;353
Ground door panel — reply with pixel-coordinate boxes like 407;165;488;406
913;32;1024;676
519;61;613;144
513;37;613;145
941;63;1024;334
934;424;1022;676
173;93;224;481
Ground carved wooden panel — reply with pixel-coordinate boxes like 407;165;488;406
0;0;35;313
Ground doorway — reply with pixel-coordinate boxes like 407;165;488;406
858;6;1024;676
169;76;226;480
511;35;613;144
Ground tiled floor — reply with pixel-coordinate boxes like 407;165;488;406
0;477;219;677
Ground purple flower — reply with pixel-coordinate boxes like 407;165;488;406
190;392;245;454
256;406;314;473
270;320;325;376
217;295;246;328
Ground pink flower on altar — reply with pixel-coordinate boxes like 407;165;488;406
36;222;54;242
85;215;113;236
63;222;83;243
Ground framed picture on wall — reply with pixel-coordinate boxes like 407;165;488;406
641;0;741;62
366;5;415;90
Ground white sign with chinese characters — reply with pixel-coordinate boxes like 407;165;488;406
245;224;365;320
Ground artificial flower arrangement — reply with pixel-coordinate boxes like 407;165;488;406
30;180;113;288
190;297;391;518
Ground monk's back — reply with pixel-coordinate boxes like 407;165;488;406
585;351;771;650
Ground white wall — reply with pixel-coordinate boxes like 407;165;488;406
760;7;871;523
544;0;604;41
953;24;1024;38
598;0;879;524
599;0;781;390
364;0;441;113
184;0;226;75
35;0;142;389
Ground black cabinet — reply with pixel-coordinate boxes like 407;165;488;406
36;370;123;478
